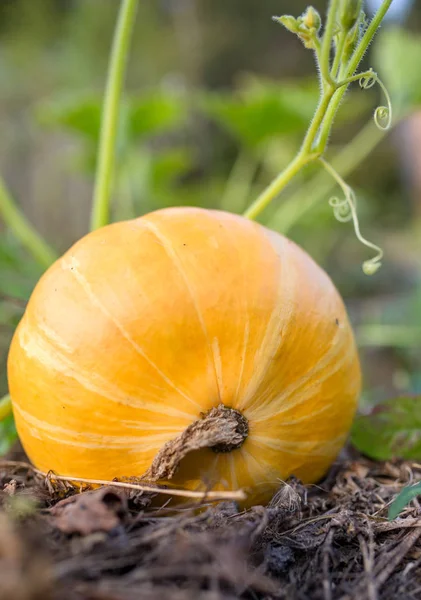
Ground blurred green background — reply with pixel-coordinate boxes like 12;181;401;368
0;0;420;421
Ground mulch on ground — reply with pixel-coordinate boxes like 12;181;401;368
1;444;421;600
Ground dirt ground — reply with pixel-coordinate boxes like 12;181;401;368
1;443;421;600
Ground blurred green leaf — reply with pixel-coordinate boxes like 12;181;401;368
374;27;421;113
0;236;41;302
0;233;40;392
128;92;187;140
36;94;103;141
150;148;192;190
352;396;421;461
200;83;318;149
35;90;190;202
0;413;17;456
37;90;187;143
200;75;369;150
389;482;421;520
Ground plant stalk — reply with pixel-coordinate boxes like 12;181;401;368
91;0;139;231
320;0;340;83
331;30;346;78
316;0;394;153
243;153;311;220
244;89;336;219
0;177;57;268
347;0;394;77
302;89;335;153
271;119;391;233
243;0;393;222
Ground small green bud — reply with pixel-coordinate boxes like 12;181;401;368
301;6;321;32
298;33;316;50
273;15;299;34
273;12;320;51
339;0;363;31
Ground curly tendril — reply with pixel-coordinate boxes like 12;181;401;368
358;71;377;90
328;195;354;223
337;68;393;132
319;158;383;276
359;70;393;131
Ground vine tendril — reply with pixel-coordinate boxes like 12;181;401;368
328;194;354;222
337;68;393;131
359;69;393;130
319;158;383;275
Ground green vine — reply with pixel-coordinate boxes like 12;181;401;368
91;0;139;230
271;118;394;234
243;0;394;274
0;176;57;269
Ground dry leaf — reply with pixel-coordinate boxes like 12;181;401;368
49;487;127;535
3;479;18;496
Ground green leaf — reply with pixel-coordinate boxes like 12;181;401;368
0;413;17;456
128;92;187;140
389;482;421;520
200;83;318;149
352;396;421;461
374;27;421;114
0;235;41;301
35;91;188;183
36;94;103;141
200;75;369;150
149;148;192;190
37;90;187;144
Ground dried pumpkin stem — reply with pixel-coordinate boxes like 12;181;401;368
143;404;249;482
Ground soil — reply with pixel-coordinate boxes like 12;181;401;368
1;443;421;600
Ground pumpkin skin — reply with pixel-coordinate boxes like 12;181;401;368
7;207;361;505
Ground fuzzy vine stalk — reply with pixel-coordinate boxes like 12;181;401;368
243;0;394;275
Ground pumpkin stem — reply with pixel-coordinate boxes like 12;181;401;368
142;405;248;482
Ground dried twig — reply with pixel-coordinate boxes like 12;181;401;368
360;528;378;600
373;527;421;589
322;528;334;600
0;459;246;501
0;456;247;503
42;473;247;502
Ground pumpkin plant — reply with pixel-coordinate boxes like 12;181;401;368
1;0;394;504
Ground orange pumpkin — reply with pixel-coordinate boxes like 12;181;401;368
7;207;361;505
